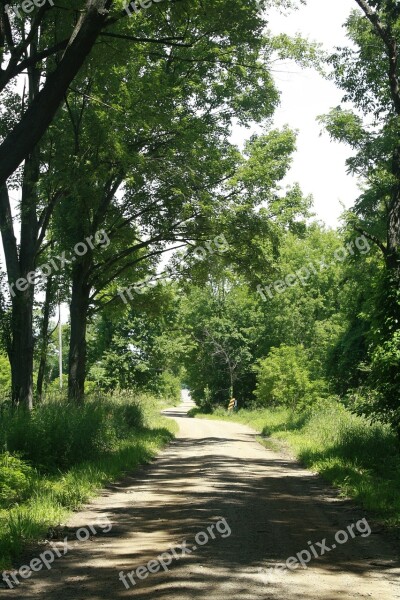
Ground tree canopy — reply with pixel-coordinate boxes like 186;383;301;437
0;0;400;440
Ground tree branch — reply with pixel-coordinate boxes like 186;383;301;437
0;0;112;186
354;226;387;255
100;32;193;47
354;0;400;114
0;184;19;283
0;39;70;93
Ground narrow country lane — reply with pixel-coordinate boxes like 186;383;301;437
2;392;399;600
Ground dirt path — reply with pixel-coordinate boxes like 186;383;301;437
2;393;399;599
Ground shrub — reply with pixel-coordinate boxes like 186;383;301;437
0;453;36;508
151;371;181;403
254;345;324;409
0;353;11;400
0;394;145;472
197;385;213;413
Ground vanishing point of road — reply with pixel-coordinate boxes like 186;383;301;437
3;392;400;599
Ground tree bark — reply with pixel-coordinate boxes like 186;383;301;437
0;0;112;185
68;264;91;403
10;292;34;409
36;274;54;401
0;145;40;408
386;148;400;281
10;148;40;408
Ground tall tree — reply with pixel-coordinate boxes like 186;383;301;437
320;0;400;434
0;0;285;406
45;10;315;402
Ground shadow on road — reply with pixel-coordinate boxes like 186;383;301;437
3;404;399;600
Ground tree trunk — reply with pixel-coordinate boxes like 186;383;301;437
68;265;91;403
0;148;39;408
10;292;35;409
383;149;400;327
386;152;400;283
10;139;40;407
36;275;54;401
0;31;42;408
0;0;111;185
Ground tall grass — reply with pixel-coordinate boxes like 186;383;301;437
0;393;147;471
0;391;177;569
194;400;400;528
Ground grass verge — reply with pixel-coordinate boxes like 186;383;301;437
0;392;177;569
191;401;400;531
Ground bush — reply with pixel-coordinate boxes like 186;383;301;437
151;371;181;404
0;394;145;472
197;385;214;413
111;393;145;434
0;453;36;508
0;353;11;400
0;391;175;569
254;345;324;409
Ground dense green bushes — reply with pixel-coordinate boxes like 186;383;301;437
151;372;182;404
0;392;176;568
253;344;327;409
0;394;145;472
0;454;36;508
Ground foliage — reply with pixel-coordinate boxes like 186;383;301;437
151;372;182;404
319;1;400;435
0;395;145;472
0;391;176;569
86;291;183;399
0;353;11;399
177;282;265;407
254;345;326;409
0;453;36;509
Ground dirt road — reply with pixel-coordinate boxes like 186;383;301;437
2;393;399;599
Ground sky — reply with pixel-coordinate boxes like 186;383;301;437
233;0;359;229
